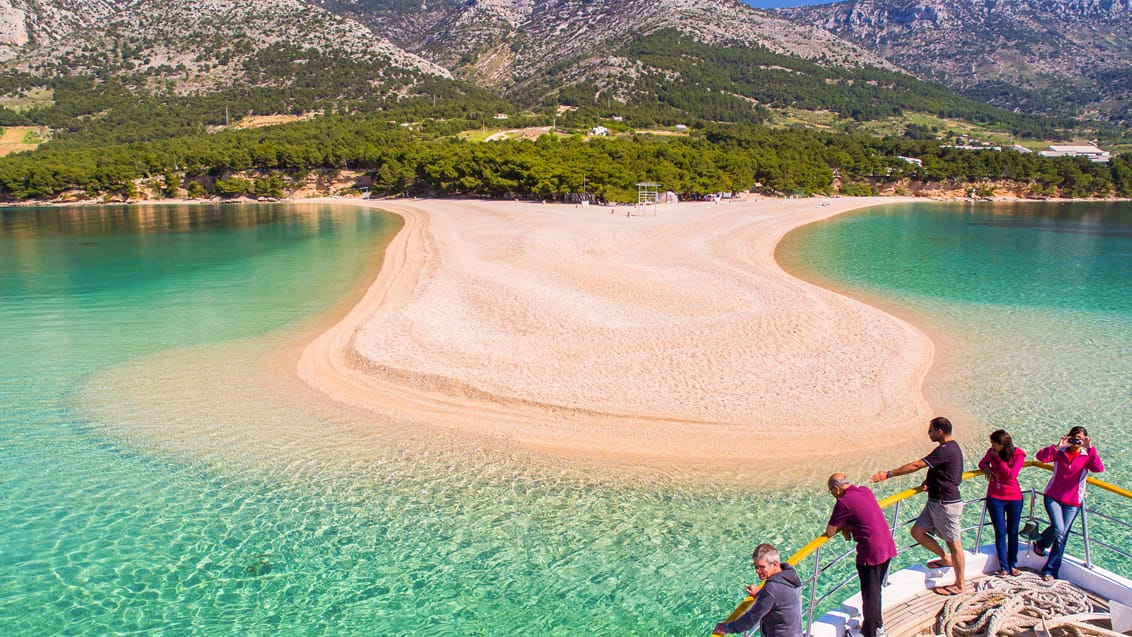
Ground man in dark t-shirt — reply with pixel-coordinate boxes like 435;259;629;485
871;416;966;595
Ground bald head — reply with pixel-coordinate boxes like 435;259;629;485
827;473;852;497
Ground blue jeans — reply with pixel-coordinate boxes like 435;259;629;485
986;498;1023;572
1036;495;1081;578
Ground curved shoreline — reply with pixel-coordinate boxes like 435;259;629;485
294;196;937;476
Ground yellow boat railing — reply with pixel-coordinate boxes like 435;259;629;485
717;460;1132;635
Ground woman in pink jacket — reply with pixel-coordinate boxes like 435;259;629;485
1033;425;1104;580
978;430;1026;576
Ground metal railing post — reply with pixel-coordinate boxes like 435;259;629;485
975;499;988;550
883;501;902;587
806;545;823;637
1080;504;1092;568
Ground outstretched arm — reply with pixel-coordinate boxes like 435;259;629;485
871;459;927;483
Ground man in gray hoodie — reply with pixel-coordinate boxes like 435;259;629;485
713;543;803;637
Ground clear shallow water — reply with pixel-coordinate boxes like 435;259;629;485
781;200;1132;586
2;202;1131;635
780;201;1132;484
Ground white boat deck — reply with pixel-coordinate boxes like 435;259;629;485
811;546;1132;637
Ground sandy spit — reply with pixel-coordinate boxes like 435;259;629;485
297;196;934;477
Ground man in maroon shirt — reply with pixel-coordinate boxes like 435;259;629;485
824;473;898;637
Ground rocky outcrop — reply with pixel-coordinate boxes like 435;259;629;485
0;0;120;60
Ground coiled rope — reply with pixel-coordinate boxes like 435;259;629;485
935;572;1100;637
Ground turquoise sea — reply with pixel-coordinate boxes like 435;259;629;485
780;201;1132;484
1;201;1130;635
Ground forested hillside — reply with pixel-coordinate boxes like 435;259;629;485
2;110;1128;202
0;26;1080;159
0;0;1127;205
530;31;1068;137
0;70;506;148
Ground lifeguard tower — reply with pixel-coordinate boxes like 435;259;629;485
636;182;660;216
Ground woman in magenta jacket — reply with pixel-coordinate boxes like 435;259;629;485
1033;425;1104;580
978;429;1026;576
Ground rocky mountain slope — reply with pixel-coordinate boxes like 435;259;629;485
4;0;451;94
779;0;1132;122
321;0;897;88
0;0;1093;133
0;0;119;61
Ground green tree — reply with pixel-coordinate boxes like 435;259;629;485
161;172;181;198
214;177;252;197
185;180;207;198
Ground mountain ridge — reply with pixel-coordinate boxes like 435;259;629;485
8;0;452;92
313;0;899;89
0;0;1110;138
779;0;1132;122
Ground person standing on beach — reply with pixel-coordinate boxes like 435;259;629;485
977;429;1026;576
872;416;966;596
823;473;896;637
1032;426;1104;580
712;544;802;637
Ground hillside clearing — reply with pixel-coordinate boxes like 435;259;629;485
0;127;47;156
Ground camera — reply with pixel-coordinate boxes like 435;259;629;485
1068;437;1083;445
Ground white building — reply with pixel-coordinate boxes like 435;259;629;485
590;125;609;136
1038;144;1110;162
942;144;1001;151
